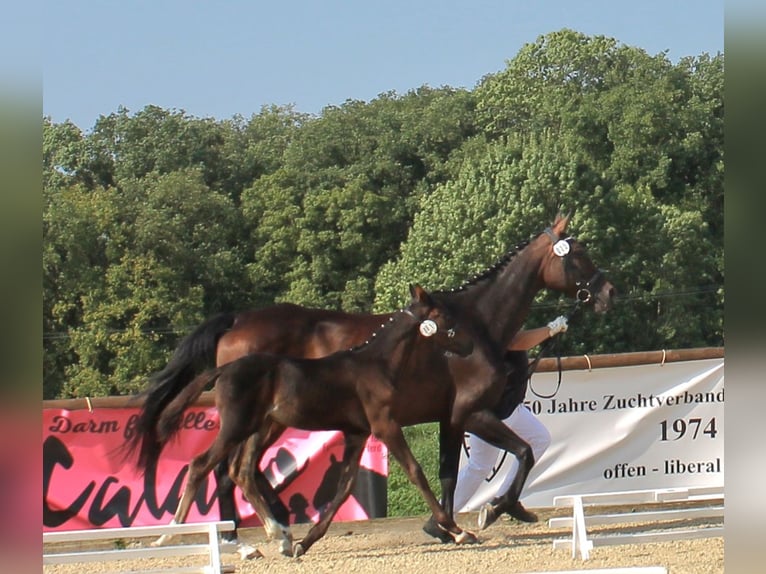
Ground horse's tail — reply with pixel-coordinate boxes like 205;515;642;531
125;312;236;472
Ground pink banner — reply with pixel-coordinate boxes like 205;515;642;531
43;408;387;531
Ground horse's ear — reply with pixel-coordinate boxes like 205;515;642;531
553;211;573;235
409;284;433;306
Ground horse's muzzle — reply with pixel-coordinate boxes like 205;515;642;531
593;281;617;313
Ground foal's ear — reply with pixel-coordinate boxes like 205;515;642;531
409;283;434;306
552;210;573;235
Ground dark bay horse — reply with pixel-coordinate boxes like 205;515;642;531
130;214;616;555
132;285;475;555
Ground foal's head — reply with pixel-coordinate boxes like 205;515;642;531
406;284;474;357
537;213;616;313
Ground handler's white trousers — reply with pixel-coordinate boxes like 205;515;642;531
453;404;551;512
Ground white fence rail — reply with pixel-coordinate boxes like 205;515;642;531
550;487;724;560
43;520;237;574
518;569;667;574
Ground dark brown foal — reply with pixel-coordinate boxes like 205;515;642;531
147;285;475;556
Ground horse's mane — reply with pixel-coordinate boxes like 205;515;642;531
342;230;545;353
344;309;411;353
434;237;532;296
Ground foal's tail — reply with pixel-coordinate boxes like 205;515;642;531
124;312;236;472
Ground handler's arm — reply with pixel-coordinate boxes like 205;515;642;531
507;316;569;351
507;326;552;351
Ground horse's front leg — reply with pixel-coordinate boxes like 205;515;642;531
463;409;535;530
293;432;367;557
422;421;464;543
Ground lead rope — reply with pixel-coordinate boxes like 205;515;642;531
526;299;582;399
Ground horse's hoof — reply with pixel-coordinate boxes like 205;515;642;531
453;529;479;545
279;539;294;557
237;543;263;560
293;542;306;557
422;516;453;544
477;503;498;530
507;500;538;523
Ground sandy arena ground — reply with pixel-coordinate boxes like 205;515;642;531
43;506;724;574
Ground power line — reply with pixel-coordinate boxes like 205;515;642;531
43;284;722;341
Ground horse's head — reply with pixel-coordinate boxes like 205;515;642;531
408;284;474;357
537;213;616;313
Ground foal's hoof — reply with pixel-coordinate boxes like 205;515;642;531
453;529;479;545
292;542;306;557
477;503;498;530
422;516;453;544
150;534;171;547
507;500;538;523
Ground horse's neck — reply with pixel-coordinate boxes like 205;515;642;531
356;313;419;371
446;243;545;348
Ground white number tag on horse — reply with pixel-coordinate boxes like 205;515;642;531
553;240;570;257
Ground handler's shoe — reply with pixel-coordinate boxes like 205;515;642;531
505;500;538;523
478;500;538;530
422;516;454;544
477;503;498;530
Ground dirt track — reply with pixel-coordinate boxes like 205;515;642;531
44;507;724;574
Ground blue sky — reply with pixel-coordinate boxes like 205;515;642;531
43;0;724;131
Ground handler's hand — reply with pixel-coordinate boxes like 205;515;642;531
547;316;568;337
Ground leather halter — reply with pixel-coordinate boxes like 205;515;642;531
543;227;604;305
401;308;456;339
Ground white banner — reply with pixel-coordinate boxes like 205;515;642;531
459;358;724;509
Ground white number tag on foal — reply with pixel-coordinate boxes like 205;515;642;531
419;320;438;337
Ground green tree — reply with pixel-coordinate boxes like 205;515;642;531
241;87;477;311
44;169;250;398
42;31;723;399
44;182;116;398
377;30;723;353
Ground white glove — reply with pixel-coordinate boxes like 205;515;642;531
547;316;568;337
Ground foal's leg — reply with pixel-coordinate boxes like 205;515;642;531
235;432;290;527
232;424;295;557
374;417;477;544
463;409;535;530
292;432;367;557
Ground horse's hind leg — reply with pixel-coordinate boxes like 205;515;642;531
423;421;464;543
152;436;235;547
213;458;240;542
219;440;261;560
293;432;367;557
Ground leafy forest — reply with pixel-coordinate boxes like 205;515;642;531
43;30;724;400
